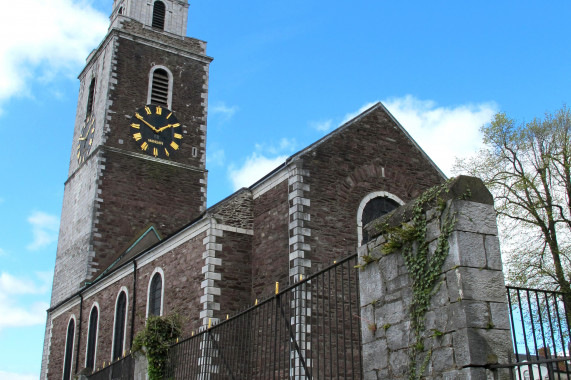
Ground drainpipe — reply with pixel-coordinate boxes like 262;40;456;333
130;260;137;349
75;293;83;374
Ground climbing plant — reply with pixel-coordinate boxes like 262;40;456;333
132;313;183;380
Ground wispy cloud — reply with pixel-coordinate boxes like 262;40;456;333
228;153;288;190
0;248;5;257
0;371;38;380
0;272;50;331
27;211;59;251
381;95;497;175
310;119;333;133
210;102;239;121
207;149;226;166
0;0;107;111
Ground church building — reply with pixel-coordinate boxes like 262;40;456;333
41;1;446;378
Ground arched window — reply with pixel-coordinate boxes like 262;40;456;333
112;291;128;361
62;317;75;380
357;192;404;245
152;1;166;30
147;66;172;108
85;305;99;370
86;78;96;117
148;272;163;317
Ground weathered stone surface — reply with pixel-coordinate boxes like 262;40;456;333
360;263;384;307
452;201;498;236
453;328;513;367
443;231;487;271
484;235;503;271
362;339;388;372
446;267;507;303
489;301;511;330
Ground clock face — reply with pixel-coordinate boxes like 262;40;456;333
130;105;182;159
77;115;95;164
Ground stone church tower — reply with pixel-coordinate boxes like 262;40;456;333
49;0;211;307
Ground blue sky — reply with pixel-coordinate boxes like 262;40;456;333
0;0;570;378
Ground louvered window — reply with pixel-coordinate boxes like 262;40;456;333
152;1;166;30
150;68;170;107
85;307;98;369
63;319;75;380
148;273;162;316
112;292;127;361
86;78;96;117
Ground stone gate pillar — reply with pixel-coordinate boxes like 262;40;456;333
358;176;513;379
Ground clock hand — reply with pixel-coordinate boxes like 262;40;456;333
135;113;160;133
156;124;173;133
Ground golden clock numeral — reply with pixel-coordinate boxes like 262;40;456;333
131;123;140;129
153;147;158;157
145;106;152;115
174;133;182;139
91;127;95;133
141;142;149;151
133;133;142;141
164;148;170;157
172;123;180;128
156;106;162;115
89;139;93;146
166;112;172;119
77;151;81;159
170;142;179;150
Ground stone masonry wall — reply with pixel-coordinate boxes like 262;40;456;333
359;176;513;379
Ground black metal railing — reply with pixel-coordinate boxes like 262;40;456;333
87;353;134;380
504;286;571;379
165;254;362;379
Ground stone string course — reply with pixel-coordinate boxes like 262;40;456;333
359;176;513;380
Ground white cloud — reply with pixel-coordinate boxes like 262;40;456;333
342;102;378;125
0;0;107;109
310;119;333;132
210;102;239;121
0;371;38;380
0;272;50;331
382;95;497;176
229;153;288;190
27;211;60;251
207;149;226;166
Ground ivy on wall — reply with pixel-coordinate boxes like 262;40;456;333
132;313;183;380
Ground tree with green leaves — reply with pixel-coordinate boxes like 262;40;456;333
455;106;571;314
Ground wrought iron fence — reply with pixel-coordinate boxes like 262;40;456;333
87;354;134;380
165;254;362;379
504;286;571;379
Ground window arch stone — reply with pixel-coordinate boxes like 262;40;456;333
85;303;99;370
62;315;76;380
147;268;164;317
111;288;129;361
147;65;173;109
357;191;404;246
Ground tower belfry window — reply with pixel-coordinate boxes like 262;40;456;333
150;68;170;107
152;1;166;30
86;78;96;117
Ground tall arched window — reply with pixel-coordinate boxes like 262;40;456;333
148;66;172;108
85;305;99;370
148;272;163;316
357;192;404;245
152;1;166;30
62;317;75;380
86;78;96;117
112;291;128;361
